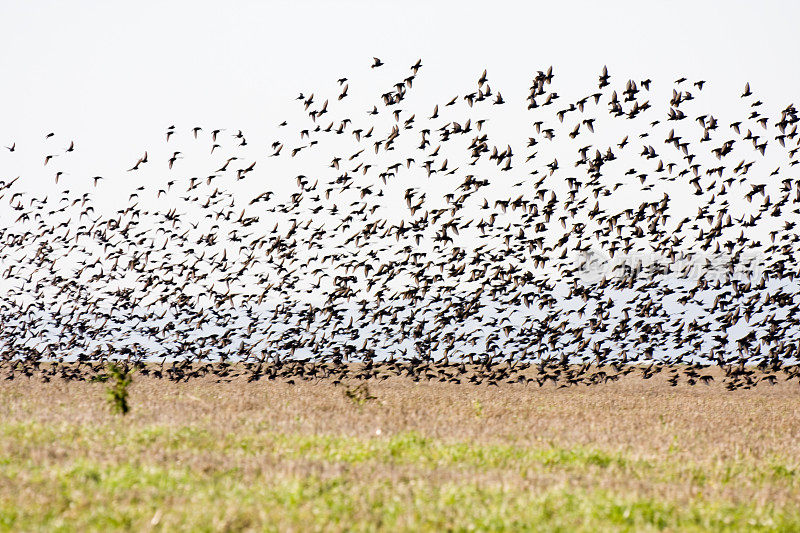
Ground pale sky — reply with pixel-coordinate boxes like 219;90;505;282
2;1;798;148
1;1;799;362
2;1;797;250
1;0;798;281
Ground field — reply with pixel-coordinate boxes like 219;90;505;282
1;372;799;532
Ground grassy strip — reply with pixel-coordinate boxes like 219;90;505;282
1;460;798;532
2;420;798;488
1;420;799;531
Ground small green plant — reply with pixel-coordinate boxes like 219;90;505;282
472;399;484;418
343;383;377;406
106;362;133;415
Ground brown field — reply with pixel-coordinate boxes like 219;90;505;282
1;371;800;531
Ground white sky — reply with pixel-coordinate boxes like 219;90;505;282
2;1;798;143
1;2;799;362
1;1;797;289
2;1;797;251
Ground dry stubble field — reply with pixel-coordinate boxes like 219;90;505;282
1;371;800;532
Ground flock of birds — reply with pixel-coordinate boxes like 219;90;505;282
2;58;800;389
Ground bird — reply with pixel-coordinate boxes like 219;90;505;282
128;151;148;171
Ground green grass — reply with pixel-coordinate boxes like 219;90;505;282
1;461;798;532
1;376;799;531
3;420;798;485
1;420;799;531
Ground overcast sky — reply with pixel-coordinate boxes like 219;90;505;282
2;1;798;140
1;1;798;359
1;1;798;226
